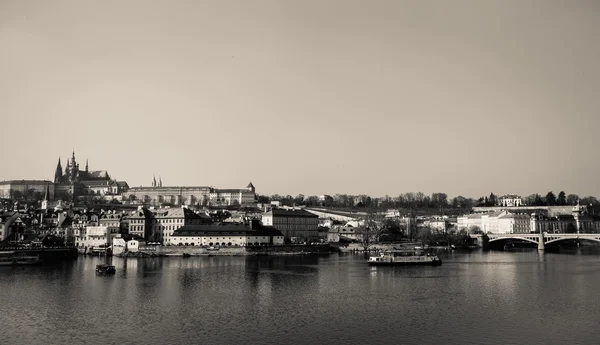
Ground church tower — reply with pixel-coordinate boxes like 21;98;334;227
41;184;50;210
152;175;157;187
54;158;63;183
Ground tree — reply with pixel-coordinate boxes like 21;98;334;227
256;194;270;203
11;190;23;201
488;193;497;206
532;194;545;206
545;191;556;206
304;195;319;207
567;194;580;205
406;213;419;241
431;193;448;209
357;210;384;251
556;191;567;206
469;226;483;234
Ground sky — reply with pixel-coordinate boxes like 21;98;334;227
1;0;599;198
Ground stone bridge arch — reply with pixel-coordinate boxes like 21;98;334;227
545;236;600;246
488;236;540;245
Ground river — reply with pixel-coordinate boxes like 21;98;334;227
1;249;600;345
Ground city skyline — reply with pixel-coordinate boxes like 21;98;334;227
1;0;599;197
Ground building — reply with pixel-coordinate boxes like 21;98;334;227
423;216;448;232
74;226;119;249
0;211;21;242
497;212;531;234
530;204;600;234
498;194;523;207
458;211;531;234
168;222;284;247
124;178;256;207
261;208;319;242
208;183;256;206
0;180;54;201
126;206;154;239
147;207;212;243
318;194;334;206
52;151;128;200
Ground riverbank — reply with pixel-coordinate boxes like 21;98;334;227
104;244;333;258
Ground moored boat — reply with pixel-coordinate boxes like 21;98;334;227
14;254;42;265
0;251;43;266
367;248;442;266
96;264;116;274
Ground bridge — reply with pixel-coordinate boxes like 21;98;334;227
471;233;600;250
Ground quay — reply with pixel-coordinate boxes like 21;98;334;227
103;244;333;257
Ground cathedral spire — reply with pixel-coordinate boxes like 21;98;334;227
54;158;63;183
152;175;157;187
85;159;89;173
159;176;162;187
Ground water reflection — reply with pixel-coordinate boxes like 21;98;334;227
2;250;600;345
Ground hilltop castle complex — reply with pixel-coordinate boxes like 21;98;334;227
0;151;257;207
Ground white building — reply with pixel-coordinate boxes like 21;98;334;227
458;211;531;234
208;182;256;206
74;226;119;249
167;223;284;247
498;212;531;234
457;214;484;231
498;194;523;207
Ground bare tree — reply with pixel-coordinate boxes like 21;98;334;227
357;209;384;251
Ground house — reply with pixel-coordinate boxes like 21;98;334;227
261;208;319;242
168;222;284;247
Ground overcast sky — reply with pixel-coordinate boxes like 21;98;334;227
1;0;599;198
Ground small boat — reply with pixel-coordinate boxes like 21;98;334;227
14;254;42;265
182;253;191;258
96;264;116;274
368;248;442;266
0;251;42;266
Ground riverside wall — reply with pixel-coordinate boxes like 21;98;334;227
123;244;333;257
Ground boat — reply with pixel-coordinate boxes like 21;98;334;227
96;264;116;274
367;248;442;266
14;254;42;265
0;251;42;266
182;253;191;258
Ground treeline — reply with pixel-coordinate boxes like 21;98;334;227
259;191;600;210
474;191;599;207
258;192;474;210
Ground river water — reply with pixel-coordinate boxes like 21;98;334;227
2;249;600;345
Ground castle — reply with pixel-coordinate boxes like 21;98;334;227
53;151;128;200
54;151;111;184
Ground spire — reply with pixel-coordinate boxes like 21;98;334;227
152;175;156;187
85;159;89;173
54;158;64;183
159;176;162;187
